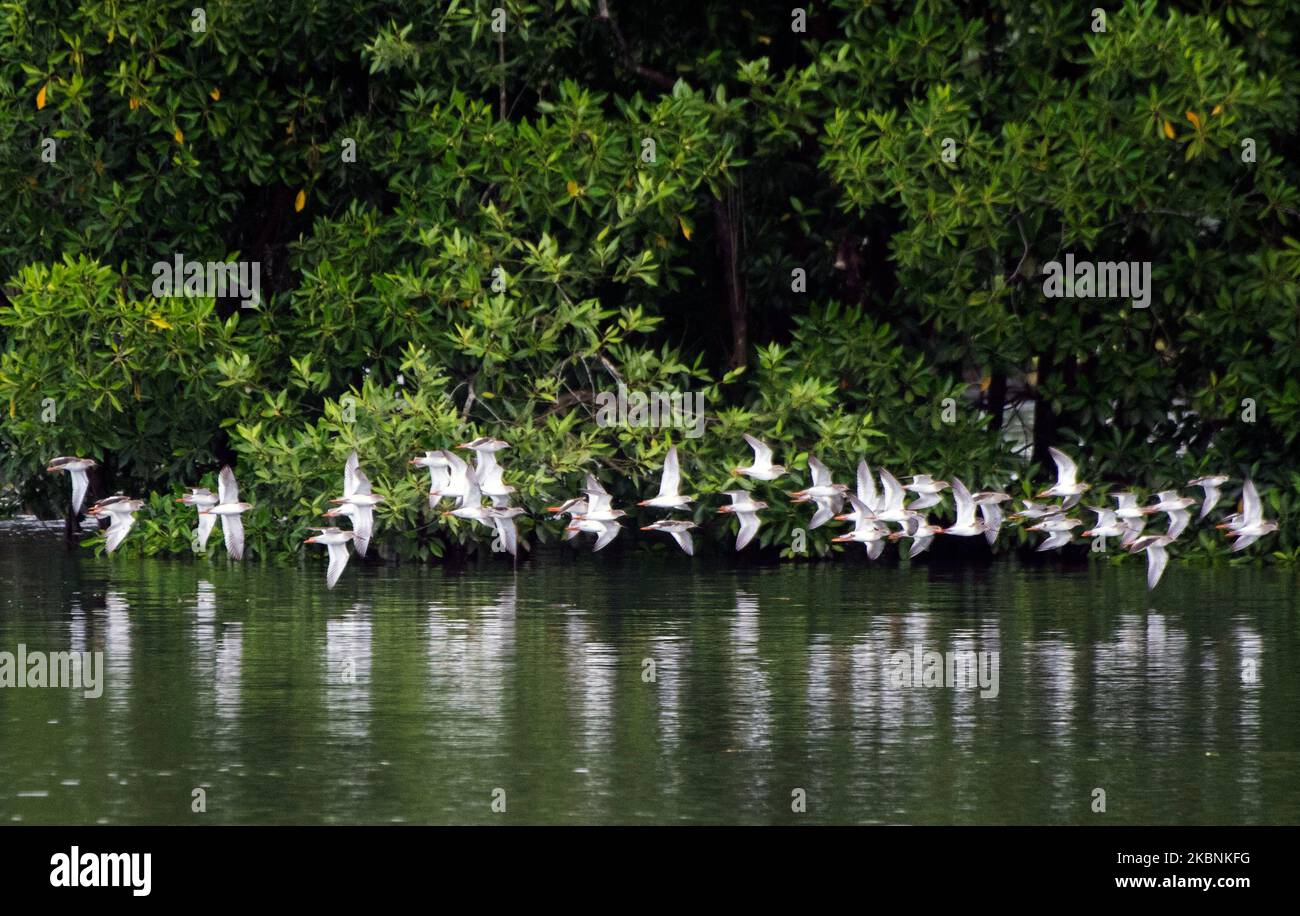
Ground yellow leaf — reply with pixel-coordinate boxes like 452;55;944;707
1162;120;1176;140
979;376;991;392
1185;110;1201;129
1212;104;1223;116
173;127;184;143
147;315;172;330
36;83;47;110
679;216;693;241
210;87;220;101
294;189;306;212
8;398;13;419
129;96;140;110
1155;339;1166;352
566;179;580;197
757;35;771;45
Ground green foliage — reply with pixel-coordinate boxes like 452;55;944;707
2;1;1298;567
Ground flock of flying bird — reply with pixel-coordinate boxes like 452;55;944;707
45;437;1277;591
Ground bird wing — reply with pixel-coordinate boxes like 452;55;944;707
1115;492;1136;509
1198;484;1221;520
1037;532;1071;551
104;513;136;553
1146;543;1169;590
808;497;835;530
492;515;518;556
979;501;1004;538
221;512;245;560
1087;506;1107;524
670;528;694;556
735;511;761;550
1230;533;1261;552
444;449;468;475
325;541;350;589
69;467;89;515
1048;447;1078;487
218;466;239;503
1165;508;1189;540
344;450;361;497
659;446;681;498
743;434;774;468
951;478;976;527
592;520;621;552
856;460;878;509
808;455;831;488
880;469;905;512
1241;478;1261;526
585;489;612;516
472;450;500;487
196;512;216;549
866;539;884;560
351;504;374;557
846;493;875;520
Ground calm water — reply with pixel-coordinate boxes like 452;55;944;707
1;525;1298;825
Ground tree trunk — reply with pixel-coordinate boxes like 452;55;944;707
712;195;747;370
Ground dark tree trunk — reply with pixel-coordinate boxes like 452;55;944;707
712;195;747;370
1032;353;1056;468
986;370;1007;431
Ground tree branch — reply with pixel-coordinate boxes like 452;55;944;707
596;0;676;90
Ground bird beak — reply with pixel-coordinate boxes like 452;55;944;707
636;500;649;506
640;525;654;531
717;506;732;514
831;535;849;542
833;514;851;521
565;525;579;532
304;537;318;544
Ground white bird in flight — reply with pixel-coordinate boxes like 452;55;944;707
1129;533;1175;590
411;451;453;507
328;451;384;557
1188;474;1230;521
1028;515;1083;551
641;519;699;555
1217;478;1278;551
733;435;785;481
972;490;1011;545
304;526;355;589
207;466;253;560
831;495;890;559
87;495;143;553
638;446;693;510
1038;447;1090;509
718;490;767;550
790;456;848;529
47;456;97;516
178;486;218;550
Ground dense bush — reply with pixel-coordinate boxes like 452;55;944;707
1;1;1298;565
